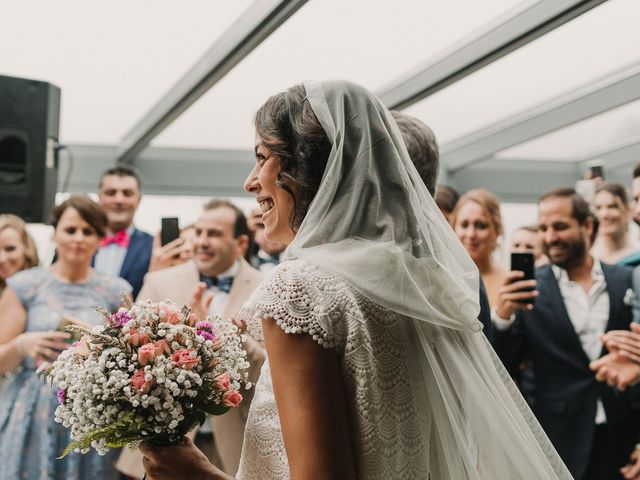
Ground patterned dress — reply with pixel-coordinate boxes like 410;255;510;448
0;267;131;480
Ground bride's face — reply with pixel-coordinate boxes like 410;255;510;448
244;135;296;245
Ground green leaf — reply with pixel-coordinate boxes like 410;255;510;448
202;403;230;416
196;410;207;426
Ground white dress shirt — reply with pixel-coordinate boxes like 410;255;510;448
206;260;240;319
493;260;610;424
94;226;135;276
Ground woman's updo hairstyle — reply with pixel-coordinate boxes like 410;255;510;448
254;84;331;230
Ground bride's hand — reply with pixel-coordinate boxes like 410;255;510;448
140;437;232;480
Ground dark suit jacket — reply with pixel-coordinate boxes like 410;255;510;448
494;262;640;479
118;228;153;299
478;278;493;342
88;228;153;299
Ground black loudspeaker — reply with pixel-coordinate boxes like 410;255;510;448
0;74;61;223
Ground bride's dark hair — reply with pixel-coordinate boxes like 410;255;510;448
254;84;331;230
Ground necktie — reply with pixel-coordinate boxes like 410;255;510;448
100;230;130;248
199;273;234;294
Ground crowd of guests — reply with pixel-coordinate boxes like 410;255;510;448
1;108;640;480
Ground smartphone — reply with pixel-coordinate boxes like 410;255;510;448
588;160;605;180
160;217;180;246
510;252;536;305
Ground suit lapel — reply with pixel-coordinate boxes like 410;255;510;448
224;260;255;319
119;228;139;278
538;265;592;365
600;263;629;356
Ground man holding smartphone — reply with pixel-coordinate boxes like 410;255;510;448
493;187;640;480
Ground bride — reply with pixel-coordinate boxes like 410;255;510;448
141;80;571;479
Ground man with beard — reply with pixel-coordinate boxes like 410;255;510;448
493;187;640;480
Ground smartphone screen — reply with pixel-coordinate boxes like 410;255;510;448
161;217;180;246
589;164;605;180
510;252;536;305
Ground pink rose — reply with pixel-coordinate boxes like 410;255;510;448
222;390;243;407
160;304;182;324
154;339;171;356
131;369;155;393
129;329;151;347
138;343;158;366
213;372;230;391
73;335;92;359
171;349;200;370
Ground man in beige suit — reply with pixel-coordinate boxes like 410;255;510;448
116;199;264;478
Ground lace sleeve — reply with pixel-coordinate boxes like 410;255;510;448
237;260;347;349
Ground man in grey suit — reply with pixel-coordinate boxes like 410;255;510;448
117;199;264;478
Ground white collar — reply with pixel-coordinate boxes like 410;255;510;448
215;259;240;279
551;257;604;284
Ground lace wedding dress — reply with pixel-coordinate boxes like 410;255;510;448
236;259;432;479
234;79;570;479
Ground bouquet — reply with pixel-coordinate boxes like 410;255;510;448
39;296;250;457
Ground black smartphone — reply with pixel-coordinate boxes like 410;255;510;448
160;217;180;246
590;163;604;180
510;252;536;305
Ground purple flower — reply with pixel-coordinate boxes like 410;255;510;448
107;310;133;328
57;388;66;405
196;321;214;331
197;330;215;342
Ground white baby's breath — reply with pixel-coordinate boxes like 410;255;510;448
43;299;249;456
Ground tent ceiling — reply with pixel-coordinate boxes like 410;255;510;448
2;0;639;201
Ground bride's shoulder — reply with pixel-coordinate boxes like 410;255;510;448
264;259;348;291
238;259;355;348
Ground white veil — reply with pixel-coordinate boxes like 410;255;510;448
285;79;572;479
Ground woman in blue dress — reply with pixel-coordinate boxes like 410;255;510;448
0;195;131;480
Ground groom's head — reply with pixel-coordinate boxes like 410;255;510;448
391;110;439;196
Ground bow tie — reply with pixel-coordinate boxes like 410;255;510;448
100;230;130;248
199;273;234;293
257;255;279;267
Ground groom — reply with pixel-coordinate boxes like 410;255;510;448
392;111;492;340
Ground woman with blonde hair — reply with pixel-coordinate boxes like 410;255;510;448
591;182;640;266
0;214;39;295
453;188;507;307
0;196;131;479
